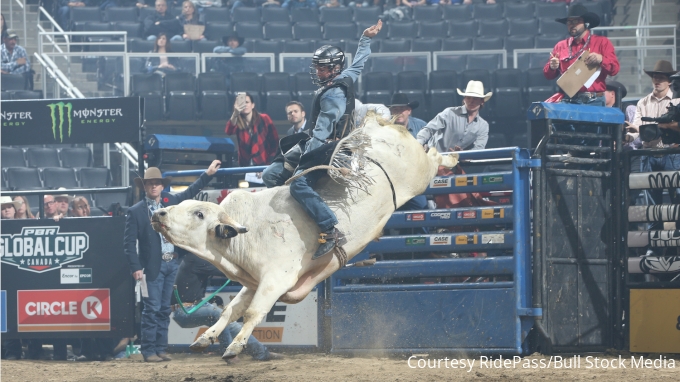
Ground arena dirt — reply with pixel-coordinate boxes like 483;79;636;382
2;352;679;381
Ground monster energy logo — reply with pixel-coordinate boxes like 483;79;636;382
47;102;73;142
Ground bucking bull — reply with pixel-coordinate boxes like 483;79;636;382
150;114;458;360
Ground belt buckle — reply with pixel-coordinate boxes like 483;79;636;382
162;252;175;262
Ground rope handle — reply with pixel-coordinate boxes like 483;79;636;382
284;165;350;185
172;279;231;315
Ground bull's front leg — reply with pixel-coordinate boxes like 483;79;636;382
222;276;295;359
189;287;254;352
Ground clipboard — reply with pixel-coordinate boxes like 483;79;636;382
556;50;602;98
184;24;205;40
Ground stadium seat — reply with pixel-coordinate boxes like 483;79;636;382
418;21;447;39
204;23;234;41
105;7;137;22
60;147;92;168
165;72;196;120
113;21;142;39
323;22;357;40
486;133;507;149
478;19;508;37
203;7;230;23
584;0;608;26
539;18;566;36
472;36;503;50
442;5;472;22
95;190;130;210
10;90;42;100
230;72;262;108
2;147;26;167
429;70;459;119
362;71;393;105
369;56;404;73
264;22;293;40
344;39;358;55
290;8;317;23
128;38;154;52
535;2;567;19
380;38;411;53
293;22;323;40
198;72;228;120
128;56;147;73
235;22;264;39
505;35;535;54
283;40;314;53
353;6;381;23
262;7;290;23
138;7;155;22
493;68;524;120
69;6;101;30
524;67;556;107
411;37;442;52
79;167;111;188
253;39;283;54
294;72;315;114
509;18;538;36
387;21;416;39
535;34;563;49
26;148;60;168
131;73;164;121
42;167;79;189
473;3;504;20
441;37;473;51
319;7;352;23
262;72;292;120
396;71;427;119
469;54;502;71
232;7;261;23
448;20;477;38
413;6;442;22
436;55;467;72
192;39;219;53
6;167;43;190
1;73;25;90
504;2;535;19
357;21;385;39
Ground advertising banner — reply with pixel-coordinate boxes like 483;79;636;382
1;97;141;146
0;217;134;339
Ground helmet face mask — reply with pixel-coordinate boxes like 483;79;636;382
310;45;345;87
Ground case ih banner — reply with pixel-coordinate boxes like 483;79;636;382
0;97;141;146
0;218;134;339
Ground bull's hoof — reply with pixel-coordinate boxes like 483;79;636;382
189;337;211;352
222;349;238;360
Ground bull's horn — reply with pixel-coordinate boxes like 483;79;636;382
236;226;248;234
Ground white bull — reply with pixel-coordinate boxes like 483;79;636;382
151;114;458;360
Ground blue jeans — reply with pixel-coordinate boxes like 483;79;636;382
290;169;338;232
141;258;180;358
640;154;680;232
262;161;292;188
556;95;605;146
172;302;269;360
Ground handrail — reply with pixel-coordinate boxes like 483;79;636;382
33;53;76;98
40;54;85;98
200;53;276;73
38;6;70;54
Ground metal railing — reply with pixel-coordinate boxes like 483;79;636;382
278;53;353;74
201;53;276;74
37;6;70;55
433;49;507;71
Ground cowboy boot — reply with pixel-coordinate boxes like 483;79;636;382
313;227;346;260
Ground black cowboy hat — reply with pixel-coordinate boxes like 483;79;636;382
605;79;627;99
644;60;678;77
387;93;419;110
222;32;244;47
556;4;600;29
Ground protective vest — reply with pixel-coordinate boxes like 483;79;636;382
307;76;356;141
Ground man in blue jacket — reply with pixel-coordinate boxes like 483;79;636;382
124;161;220;362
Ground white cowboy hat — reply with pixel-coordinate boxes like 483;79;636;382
1;196;21;210
54;187;74;202
457;80;493;102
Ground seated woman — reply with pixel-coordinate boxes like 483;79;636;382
224;93;279;167
145;33;180;75
174;0;205;41
13;195;35;219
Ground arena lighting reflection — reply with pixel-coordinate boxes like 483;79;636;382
238;180;249;188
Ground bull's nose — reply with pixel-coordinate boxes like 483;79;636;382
158;210;166;216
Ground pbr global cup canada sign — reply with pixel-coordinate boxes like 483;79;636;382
0;97;141;146
0;227;89;273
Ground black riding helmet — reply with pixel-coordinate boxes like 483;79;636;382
310;45;345;87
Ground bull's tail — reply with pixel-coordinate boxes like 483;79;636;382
428;147;459;169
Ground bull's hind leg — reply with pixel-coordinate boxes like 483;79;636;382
189;287;254;352
222;276;294;359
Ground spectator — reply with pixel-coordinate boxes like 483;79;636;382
1;14;8;41
1;196;19;220
213;32;246;55
13;196;35;219
387;93;426;138
146;33;179;75
144;0;182;42
175;1;205;41
319;0;341;8
172;253;283;363
1;31;31;75
261;0;282;7
285;101;308;135
417;80;490;152
230;0;256;16
124;162;221;362
225;93;280;167
54;190;72;216
281;0;318;9
41;195;64;220
464;0;494;4
192;0;222;13
57;0;90;29
604;79;627;108
398;0;426;8
70;196;91;217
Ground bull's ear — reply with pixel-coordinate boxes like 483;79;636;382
215;224;239;239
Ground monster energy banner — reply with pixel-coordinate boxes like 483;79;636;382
1;97;141;145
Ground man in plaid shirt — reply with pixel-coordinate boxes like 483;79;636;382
1;31;30;75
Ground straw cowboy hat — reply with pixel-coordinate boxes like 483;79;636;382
556;4;600;29
133;167;172;189
54;187;74;202
457;80;493;102
1;196;21;210
644;60;678;78
387;93;419;110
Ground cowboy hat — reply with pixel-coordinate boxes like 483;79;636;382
133;167;172;189
457;80;492;102
54;187;74;202
605;79;627;99
222;32;244;47
387;93;419;110
556;4;600;29
644;60;678;78
1;196;21;210
5;30;18;39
